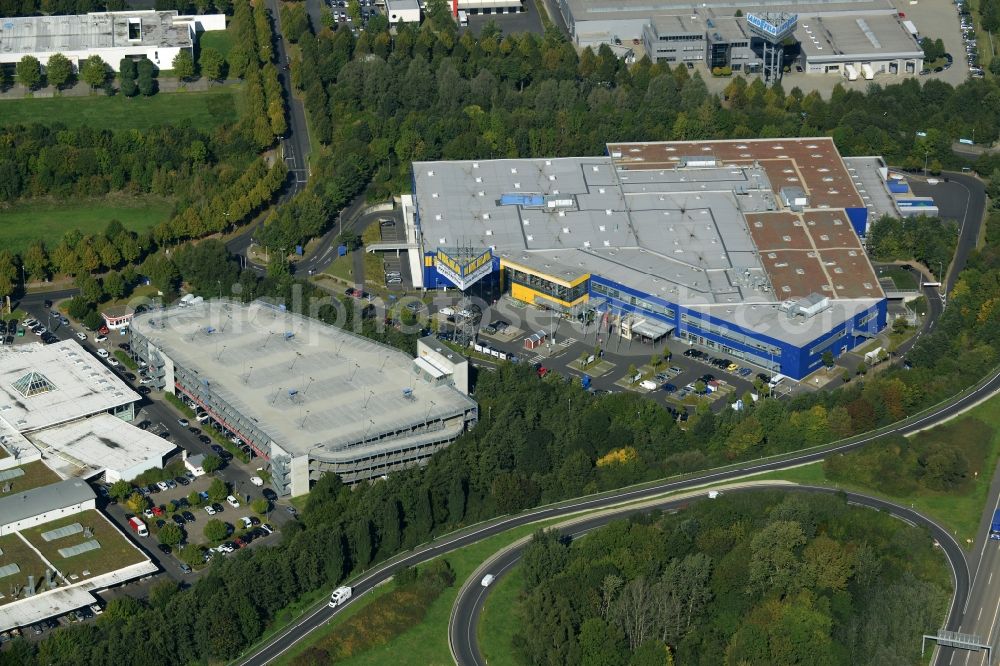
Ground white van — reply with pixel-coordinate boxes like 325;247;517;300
458;10;468;26
768;373;787;389
329;586;353;607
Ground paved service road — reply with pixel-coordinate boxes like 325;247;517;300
236;362;1000;666
907;171;986;294
451;485;971;666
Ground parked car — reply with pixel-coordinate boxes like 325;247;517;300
177;418;189;427
182;511;196;523
76;332;87;341
226;495;241;508
204;505;217;516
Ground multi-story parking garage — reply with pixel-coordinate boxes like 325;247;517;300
408;138;891;380
129;299;478;497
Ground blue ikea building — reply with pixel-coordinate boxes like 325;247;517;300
408;138;889;381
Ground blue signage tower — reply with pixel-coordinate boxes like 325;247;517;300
746;12;798;84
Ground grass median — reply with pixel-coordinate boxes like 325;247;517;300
477;564;524;666
276;519;567;666
752;391;1000;546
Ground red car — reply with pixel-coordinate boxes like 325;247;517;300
151;505;164;517
537;366;549;378
234;537;247;549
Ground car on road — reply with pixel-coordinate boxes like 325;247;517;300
226;495;241;508
95;334;107;343
177;418;189;427
157;543;172;555
76;332;87;341
179;563;192;574
107;357;120;367
481;574;495;587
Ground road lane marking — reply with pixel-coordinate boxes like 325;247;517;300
245;370;1000;666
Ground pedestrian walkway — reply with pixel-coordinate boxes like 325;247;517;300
0;77;240;100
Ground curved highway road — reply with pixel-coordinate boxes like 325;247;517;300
235;363;1000;666
450;485;970;666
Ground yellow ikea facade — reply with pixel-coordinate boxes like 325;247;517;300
501;258;590;310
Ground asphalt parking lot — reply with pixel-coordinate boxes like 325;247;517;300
463;2;544;36
14;294;298;581
433;296;770;416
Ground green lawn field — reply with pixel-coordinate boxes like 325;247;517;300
478;564;524;666
0;85;240;131
0;197;173;255
199;27;235;58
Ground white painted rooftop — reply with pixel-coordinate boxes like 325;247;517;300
0;341;138;433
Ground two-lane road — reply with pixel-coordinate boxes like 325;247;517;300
237;362;1000;666
451;485;971;666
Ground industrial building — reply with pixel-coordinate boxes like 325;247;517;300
408;138;891;380
0;341;172;483
128;299;479;497
0;10;226;73
557;0;923;78
0;479;156;632
451;0;524;15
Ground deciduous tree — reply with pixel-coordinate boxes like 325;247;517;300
80;55;108;89
172;50;195;81
200;47;226;82
45;53;73;89
16;55;41;90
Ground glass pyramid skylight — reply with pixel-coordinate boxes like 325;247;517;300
11;371;56;398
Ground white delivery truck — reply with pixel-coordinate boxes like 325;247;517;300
845;64;859;81
458;10;468;26
329;586;353;608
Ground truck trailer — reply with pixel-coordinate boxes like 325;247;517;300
128;516;148;537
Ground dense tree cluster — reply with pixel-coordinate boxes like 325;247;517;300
866;214;958;275
152;157;287;244
230;0;287;149
512;491;949;665
826;416;991;495
264;13;1000;248
0;124;217;203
